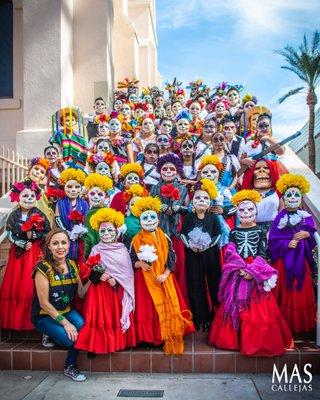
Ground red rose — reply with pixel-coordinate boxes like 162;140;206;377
86;253;101;268
172;188;180;201
21;213;44;232
161;184;174;198
68;210;85;224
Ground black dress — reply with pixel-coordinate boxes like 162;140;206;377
180;212;221;330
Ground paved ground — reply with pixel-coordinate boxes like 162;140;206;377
0;372;319;400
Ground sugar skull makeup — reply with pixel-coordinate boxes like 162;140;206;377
113;99;123;112
29;165;47;183
192;190;210;212
99;222;117;243
64;179;82;199
215;102;226;114
253;160;271;190
109;118;121;133
176;118;190;135
283;187;302;209
140;210;159;232
228;89;240;107
97;140;111;154
44;148;59;164
98;122;109;136
160;120;173;135
124;172;140;188
237;200;257;225
88;186;106;207
120;104;131;118
155;96;165;107
200;164;219;183
19;188;37;210
160;162;177;182
96;162;111;177
128;93;138;103
94;99;106;114
189;102;201;118
181;139;194;158
142;118;155;134
172;102;182;115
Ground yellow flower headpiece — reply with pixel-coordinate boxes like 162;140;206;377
199;155;223;172
232;190;261;206
276;174;310;195
195;178;218;200
123;184;148;203
90;207;124;230
60;168;86;185
131;196;162;218
84;173;113;192
120;162;144;179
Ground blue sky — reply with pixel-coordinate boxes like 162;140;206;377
156;0;320;138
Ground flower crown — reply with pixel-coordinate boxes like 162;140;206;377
84;173;113;192
194;178;218;200
60;168;86;185
123;184;148;203
232;190;261;206
131;196;162;218
30;157;51;171
209;98;231;112
120;163;144;179
276;174;310;195
199;155;223;172
90;207;124;230
241;93;258;106
9;179;41;203
87;152;115;170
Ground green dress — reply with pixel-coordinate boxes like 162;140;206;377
84;207;101;259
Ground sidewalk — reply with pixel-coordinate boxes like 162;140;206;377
0;372;319;400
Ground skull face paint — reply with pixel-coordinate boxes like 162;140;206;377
160;162;177;183
176;118;190;135
253;160;271;190
180;139;194;159
237;200;257;225
176;94;185;105
94;99;106;114
128;93;138;104
189;102;201;118
96;162;111;177
109;118;121;134
113;99;123;112
228;89;240;107
99;222;117;243
200;164;219;183
88;186;106;207
64;179;82;199
44;148;59;165
244;101;255;111
172;102;182;115
19;188;37;210
146;104;154;114
120;104;131;118
142;118;155;134
29;165;47;183
124;172;140;188
97;122;109;137
215;102;226;115
134;108;145;119
97;140;110;154
283;187;302;209
156;134;171;151
192;190;210;213
155;96;164;107
140;210;159;232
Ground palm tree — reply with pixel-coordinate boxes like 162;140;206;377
275;30;320;173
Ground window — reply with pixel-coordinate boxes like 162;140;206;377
0;0;13;98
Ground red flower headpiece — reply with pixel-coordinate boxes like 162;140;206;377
9;179;41;203
209;98;231;112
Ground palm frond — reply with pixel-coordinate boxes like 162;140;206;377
311;30;320;53
277;87;304;104
280;66;307;82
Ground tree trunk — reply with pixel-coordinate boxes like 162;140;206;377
306;91;317;173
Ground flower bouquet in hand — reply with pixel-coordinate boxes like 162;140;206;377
68;210;88;241
160;184;180;214
137;244;158;266
45;187;65;207
87;254;105;285
21;213;45;233
187;227;211;252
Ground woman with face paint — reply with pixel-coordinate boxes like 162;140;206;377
55;168;89;264
84;97;107;141
186;100;203;138
226;85;244;118
195;116;216;160
132;116;157;160
108;117;134;165
173;110;193;153
180;179;221;330
268;174;317;333
82;173;113;259
110;163;144;214
76;208;136;354
209;190;293;356
150;154;189;302
140;143;160;190
208;98;231;131
0;179;50;330
156;132;172;156
130;196;194;353
44;146;66;188
180;138;200;189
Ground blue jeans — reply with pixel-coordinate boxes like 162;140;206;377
35;309;84;367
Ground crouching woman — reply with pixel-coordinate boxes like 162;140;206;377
31;228;90;381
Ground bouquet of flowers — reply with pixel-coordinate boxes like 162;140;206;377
86;254;105;285
68;210;88;241
21;213;45;232
45;187;65;201
187;227;211;251
160;184;180;202
137;244;158;265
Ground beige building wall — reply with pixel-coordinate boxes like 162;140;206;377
0;0;160;157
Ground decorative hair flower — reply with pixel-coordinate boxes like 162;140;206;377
209;98;231;112
30;157;51;171
276;174;310;195
175;110;192;122
120;163;144;179
199;155;223;172
123;184;148;203
9;179;41;203
90;208;125;230
87;152;115;171
160;184;180;201
194;178;218;200
84;173;113;192
60;168;86;185
232;190;261;206
131;196;162;218
21;213;44;232
241;93;258;105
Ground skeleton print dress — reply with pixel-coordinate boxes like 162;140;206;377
229;225;266;260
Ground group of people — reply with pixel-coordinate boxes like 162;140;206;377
0;77;317;382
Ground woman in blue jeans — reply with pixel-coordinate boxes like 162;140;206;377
32;228;90;381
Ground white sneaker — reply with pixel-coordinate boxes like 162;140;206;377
42;334;55;348
64;365;87;382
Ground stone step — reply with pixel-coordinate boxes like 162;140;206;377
1;331;319;374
